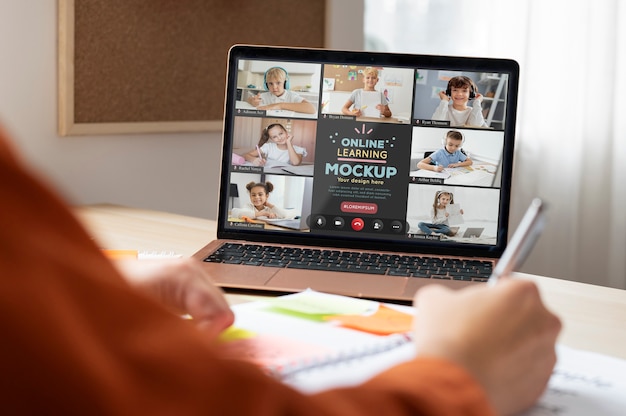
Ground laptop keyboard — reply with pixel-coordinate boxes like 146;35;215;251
202;243;492;282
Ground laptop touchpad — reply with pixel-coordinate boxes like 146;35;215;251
267;269;408;300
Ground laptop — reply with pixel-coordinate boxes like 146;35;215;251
463;228;484;238
193;45;519;303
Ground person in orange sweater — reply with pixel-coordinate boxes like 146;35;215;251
0;124;560;415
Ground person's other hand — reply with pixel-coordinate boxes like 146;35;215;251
248;93;262;107
413;279;561;415
114;258;235;339
438;90;450;101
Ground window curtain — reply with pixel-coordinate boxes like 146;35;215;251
365;0;626;288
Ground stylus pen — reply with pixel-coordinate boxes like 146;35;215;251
488;198;547;286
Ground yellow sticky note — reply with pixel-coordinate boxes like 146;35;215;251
219;326;257;342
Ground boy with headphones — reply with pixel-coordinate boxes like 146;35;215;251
246;67;316;114
432;75;487;127
417;130;473;172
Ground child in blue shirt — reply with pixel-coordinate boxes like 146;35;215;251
417;130;473;172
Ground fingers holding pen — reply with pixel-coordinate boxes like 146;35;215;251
412;279;561;415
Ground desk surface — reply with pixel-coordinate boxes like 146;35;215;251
74;204;626;360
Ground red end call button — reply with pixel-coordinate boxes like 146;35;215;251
351;218;365;231
341;201;378;214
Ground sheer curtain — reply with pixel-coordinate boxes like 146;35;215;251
365;0;626;288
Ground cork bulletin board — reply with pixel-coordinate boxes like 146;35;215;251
323;64;367;92
58;0;325;136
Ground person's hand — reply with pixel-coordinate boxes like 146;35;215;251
413;279;561;415
254;207;275;219
434;165;444;172
474;92;484;102
248;93;262;107
252;155;265;166
114;258;235;339
438;90;450;101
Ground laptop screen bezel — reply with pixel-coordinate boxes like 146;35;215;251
215;45;519;259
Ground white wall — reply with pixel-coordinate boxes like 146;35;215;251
325;0;364;51
0;1;361;220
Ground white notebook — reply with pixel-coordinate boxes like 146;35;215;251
218;290;415;392
218;290;626;415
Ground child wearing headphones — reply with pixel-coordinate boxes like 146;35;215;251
341;67;392;118
418;190;463;236
417;130;473;172
243;123;307;167
246;67;316;114
432;76;487;127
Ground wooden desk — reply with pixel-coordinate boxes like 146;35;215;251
74;204;626;360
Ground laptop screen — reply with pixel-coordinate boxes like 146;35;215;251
218;45;519;259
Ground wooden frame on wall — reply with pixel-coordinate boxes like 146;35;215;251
57;0;325;136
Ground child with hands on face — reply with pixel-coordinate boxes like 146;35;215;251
244;123;307;167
